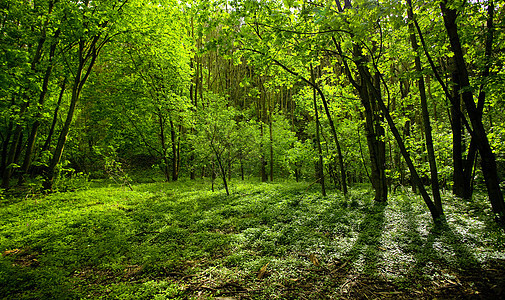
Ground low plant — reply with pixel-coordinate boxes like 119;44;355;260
1;180;504;299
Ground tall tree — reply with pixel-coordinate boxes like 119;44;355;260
44;0;132;190
439;0;505;221
311;65;326;196
407;0;443;214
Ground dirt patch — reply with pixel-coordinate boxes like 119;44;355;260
2;248;40;268
176;259;505;299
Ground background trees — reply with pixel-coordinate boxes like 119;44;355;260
1;0;504;223
0;0;138;189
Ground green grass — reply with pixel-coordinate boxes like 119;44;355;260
0;179;504;299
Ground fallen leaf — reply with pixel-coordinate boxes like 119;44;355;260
309;253;319;266
447;279;457;285
257;262;269;279
2;249;21;256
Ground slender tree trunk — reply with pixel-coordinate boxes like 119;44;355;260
365;73;442;221
344;45;387;202
212;146;229;195
170;117;178;181
314;64;347;195
18;73;50;183
240;158;244;180
1;101;28;188
338;39;387;200
18;29;60;185
13;132;23;168
211;161;215;192
457;1;495;200
44;79;81;190
42;79;67;153
260;123;267;182
44;30;106;190
269;109;274;182
0;96;15;180
333;1;381;203
189;128;195;180
177;125;181;179
450;71;467;197
3;7;51;187
336;33;434;212
312;66;326;196
0;122;13;178
2;129;21;188
407;0;443;214
158;112;170;182
162;157;171;182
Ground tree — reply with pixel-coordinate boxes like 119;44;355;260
191;93;241;195
74;0;192;182
407;0;443;214
439;0;505;221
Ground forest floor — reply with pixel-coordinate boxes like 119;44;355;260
1;178;505;299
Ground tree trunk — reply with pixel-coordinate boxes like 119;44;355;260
170;117;178;181
260;123;267;182
42;79;67;153
212;145;229;196
314;62;347;195
0;98;15;181
440;1;505;220
18;29;60;185
348;46;387;202
269;110;274;182
158;112;170;182
240;159;244;180
456;1;495;200
312;66;326;197
44;81;80;190
0;114;14;178
333;38;386;200
407;0;443;214
1;101;28;189
44;31;105;190
450;71;468;198
364;72;442;221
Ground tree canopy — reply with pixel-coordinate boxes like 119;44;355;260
1;0;505;219
1;0;505;299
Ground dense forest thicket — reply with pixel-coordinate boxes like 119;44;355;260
1;0;504;221
1;0;505;298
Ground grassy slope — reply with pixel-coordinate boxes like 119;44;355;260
0;179;504;299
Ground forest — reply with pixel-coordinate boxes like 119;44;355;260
1;0;505;299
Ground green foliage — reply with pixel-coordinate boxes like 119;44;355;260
52;164;91;193
100;280;184;300
1;181;504;298
285;140;315;179
2;0;505;295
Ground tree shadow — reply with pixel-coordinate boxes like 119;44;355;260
399;200;505;298
342;201;387;276
310;200;389;299
402;201;480;271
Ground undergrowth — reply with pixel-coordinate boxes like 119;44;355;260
0;179;504;299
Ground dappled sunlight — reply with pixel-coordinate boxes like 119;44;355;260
1;181;505;298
